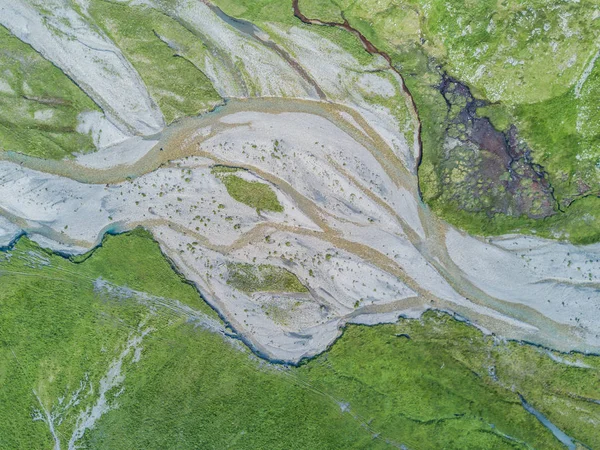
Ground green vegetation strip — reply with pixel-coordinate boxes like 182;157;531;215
86;1;221;124
1;231;598;448
0;25;98;159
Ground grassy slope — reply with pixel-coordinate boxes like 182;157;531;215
0;25;99;159
1;2;598;446
1;0;596;237
86;1;221;124
209;0;298;24
211;0;414;142
417;0;599;213
0;230;373;449
0;0;222;158
1;231;598;448
292;0;600;243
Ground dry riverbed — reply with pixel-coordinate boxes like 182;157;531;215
0;98;598;363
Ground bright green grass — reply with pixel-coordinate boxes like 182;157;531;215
1;232;598;448
215;170;284;213
476;67;600;210
210;164;241;174
80;323;378;449
0;229;214;448
514;77;600;207
298;0;343;23
211;0;415;157
0;25;98;159
300;311;600;449
212;0;375;67
87;2;221;124
424;193;600;244
227;262;308;294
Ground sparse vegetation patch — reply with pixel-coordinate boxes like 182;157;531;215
226;262;308;293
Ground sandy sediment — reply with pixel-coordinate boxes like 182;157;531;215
74;137;159;170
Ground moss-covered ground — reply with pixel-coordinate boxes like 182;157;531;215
0;229;215;448
303;312;600;449
1;1;599;446
2;0;596;239
332;0;600;242
1;230;598;448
